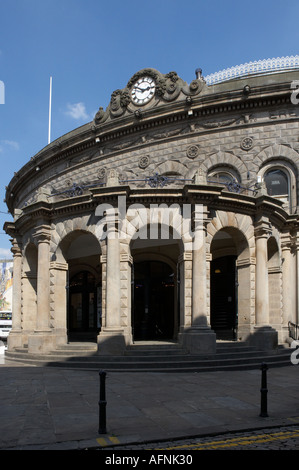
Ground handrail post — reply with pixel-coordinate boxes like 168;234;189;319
98;370;107;434
260;362;268;417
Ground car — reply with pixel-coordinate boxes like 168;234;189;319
0;311;12;340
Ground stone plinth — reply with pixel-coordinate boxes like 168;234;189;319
97;328;131;355
249;326;278;350
180;327;216;355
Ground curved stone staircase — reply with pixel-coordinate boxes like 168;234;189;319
4;340;294;372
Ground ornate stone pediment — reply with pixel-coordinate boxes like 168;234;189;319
94;68;206;124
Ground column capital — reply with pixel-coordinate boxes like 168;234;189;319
254;216;271;239
281;231;297;249
49;261;68;271
10;238;22;257
33;225;51;244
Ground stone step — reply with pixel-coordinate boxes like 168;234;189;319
5;343;293;372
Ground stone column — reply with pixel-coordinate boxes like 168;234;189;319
97;209;128;354
281;233;297;342
49;261;68;346
7;238;23;350
180;207;216;354
28;226;55;354
255;227;269;326
252;218;278;350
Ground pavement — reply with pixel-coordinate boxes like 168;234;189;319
0;343;298;451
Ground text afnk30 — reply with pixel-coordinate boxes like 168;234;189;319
105;454;193;466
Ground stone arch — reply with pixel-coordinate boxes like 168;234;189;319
123;206;187;253
54;229;102;264
254;144;299;168
23;242;38;273
200;151;248;184
154;160;188;178
207;165;241;184
50;213;100;257
206;211;255;258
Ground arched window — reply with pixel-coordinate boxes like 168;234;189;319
208;166;240;186
264;168;289;202
264;169;288;196
211;171;235;185
259;161;297;213
207;167;241;193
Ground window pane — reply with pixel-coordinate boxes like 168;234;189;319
264;169;288;196
210;172;234;184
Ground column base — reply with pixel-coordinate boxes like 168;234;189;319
179;327;216;355
97;328;131;355
7;330;23;350
249;326;278;351
28;330;55;354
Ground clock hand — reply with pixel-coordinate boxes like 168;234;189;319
135;86;151;92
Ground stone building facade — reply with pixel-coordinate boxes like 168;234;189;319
4;60;299;356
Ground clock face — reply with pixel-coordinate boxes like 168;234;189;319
131;77;155;105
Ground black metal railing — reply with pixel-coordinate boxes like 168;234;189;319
48;174;258;200
288;321;299;340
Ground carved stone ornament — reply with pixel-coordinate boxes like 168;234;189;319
186;145;200;159
139;155;150;169
93;68;206;124
241;136;253;151
97;168;107;180
94;107;106;123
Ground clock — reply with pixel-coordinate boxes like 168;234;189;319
131;76;156;105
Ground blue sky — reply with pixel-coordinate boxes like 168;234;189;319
0;0;298;257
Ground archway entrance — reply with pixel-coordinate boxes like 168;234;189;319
210;226;251;341
68;270;100;341
56;230;102;343
210;255;237;340
133;260;175;341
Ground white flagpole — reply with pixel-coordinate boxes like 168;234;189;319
48;76;52;144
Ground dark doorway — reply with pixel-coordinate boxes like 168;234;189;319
68;271;99;341
133;261;175;341
210;255;238;340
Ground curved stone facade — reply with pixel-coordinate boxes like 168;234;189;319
4;65;299;355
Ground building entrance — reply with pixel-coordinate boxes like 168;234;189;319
210;255;238;340
133;261;175;341
68;271;99;341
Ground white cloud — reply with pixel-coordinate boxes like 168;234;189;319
0;140;19;154
0;248;12;259
65;102;89;120
2;140;19;150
